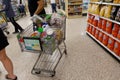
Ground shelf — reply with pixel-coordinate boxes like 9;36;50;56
90;2;120;6
88;13;120;25
88;23;120;43
86;31;120;61
68;3;82;5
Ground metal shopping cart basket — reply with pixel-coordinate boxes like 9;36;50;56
0;12;9;35
17;13;67;77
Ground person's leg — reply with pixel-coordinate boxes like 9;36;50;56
54;4;57;13
9;17;24;33
51;4;54;13
0;48;17;79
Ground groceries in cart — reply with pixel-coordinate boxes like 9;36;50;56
17;13;66;54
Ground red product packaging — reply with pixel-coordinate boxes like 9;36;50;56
117;28;120;40
98;19;102;29
95;30;99;39
106;21;113;34
87;25;90;32
102;34;109;46
92;27;96;36
113;41;120;56
98;32;104;42
92;18;98;27
112;24;119;37
102;19;107;31
89;26;93;33
107;38;115;50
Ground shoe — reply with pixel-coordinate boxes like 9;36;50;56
5;75;17;80
12;31;19;34
20;29;24;33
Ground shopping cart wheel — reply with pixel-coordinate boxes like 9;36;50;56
51;71;56;77
35;71;41;74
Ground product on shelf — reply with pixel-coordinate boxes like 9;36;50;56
98;32;104;42
89;25;93;33
113;41;120;56
92;17;98;26
94;4;100;15
88;4;92;13
87;25;90;32
104;5;112;18
98;18;102;29
103;0;113;3
110;6;119;20
113;0;120;3
115;8;120;22
101;19;107;31
112;24;119;37
102;34;109;46
95;30;99;39
90;0;100;2
89;15;95;24
105;21;113;34
99;6;106;17
117;28;120;40
107;37;115;50
92;27;96;36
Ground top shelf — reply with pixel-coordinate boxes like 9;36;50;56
90;2;120;6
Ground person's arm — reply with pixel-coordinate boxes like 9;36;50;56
34;0;44;15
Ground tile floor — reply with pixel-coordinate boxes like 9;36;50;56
0;5;120;80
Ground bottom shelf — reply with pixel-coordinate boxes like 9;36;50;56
86;31;120;61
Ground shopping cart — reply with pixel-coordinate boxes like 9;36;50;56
17;13;67;77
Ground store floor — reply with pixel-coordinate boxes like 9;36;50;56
0;8;120;80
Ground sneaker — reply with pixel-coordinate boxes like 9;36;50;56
12;31;19;34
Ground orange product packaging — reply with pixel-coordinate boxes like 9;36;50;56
89;26;93;33
102;34;109;46
117;28;120;40
98;18;102;29
113;41;120;56
89;15;95;24
92;18;98;27
98;32;104;42
87;14;92;23
87;25;90;32
101;19;107;31
106;21;113;34
107;38;115;50
95;30;99;39
112;24;119;37
92;27;96;36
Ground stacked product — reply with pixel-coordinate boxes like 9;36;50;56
87;0;120;60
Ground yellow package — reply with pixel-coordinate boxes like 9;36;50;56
104;5;112;18
94;4;100;15
91;4;96;13
99;6;106;17
88;4;92;13
113;0;119;3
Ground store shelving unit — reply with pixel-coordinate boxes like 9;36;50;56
65;0;83;18
86;1;120;61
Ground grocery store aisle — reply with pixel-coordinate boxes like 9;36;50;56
0;8;120;80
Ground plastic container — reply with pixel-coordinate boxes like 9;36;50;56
98;32;104;42
112;24;119;37
113;41;120;56
95;30;99;39
101;19;107;31
102;34;109;46
107;38;115;50
106;21;113;34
